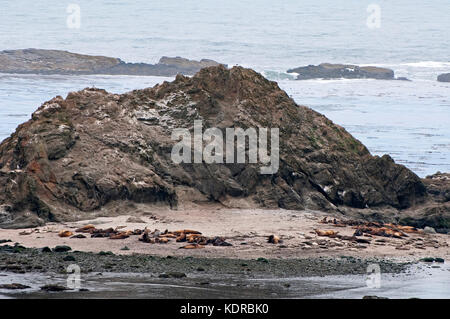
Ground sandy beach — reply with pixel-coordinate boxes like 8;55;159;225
1;207;448;261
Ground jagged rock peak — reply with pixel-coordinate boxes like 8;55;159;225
0;65;426;228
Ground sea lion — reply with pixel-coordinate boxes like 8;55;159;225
174;230;202;235
186;234;203;242
268;235;282;244
160;233;177;238
319;217;328;224
92;227;115;234
19;230;34;235
179;234;206;245
139;229;152;243
315;229;339;237
90;227;116;238
70;234;86;239
367;222;382;227
110;232;130;239
339;235;356;241
155;237;169;244
58;230;74;238
207;237;232;246
91;233;110;238
353;225;407;238
392;225;421;234
353;229;363;237
75;225;96;233
152;229;161;237
355;238;371;244
176;233;187;242
179;244;204;249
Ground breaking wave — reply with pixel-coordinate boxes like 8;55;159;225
400;61;450;68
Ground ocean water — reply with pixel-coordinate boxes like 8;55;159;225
0;0;449;176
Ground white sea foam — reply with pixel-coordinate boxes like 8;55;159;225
401;61;450;68
262;71;297;81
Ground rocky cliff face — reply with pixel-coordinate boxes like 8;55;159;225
0;49;224;76
0;65;428;228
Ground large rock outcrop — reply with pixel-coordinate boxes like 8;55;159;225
398;173;450;233
0;49;224;76
0;65;427;228
287;63;396;80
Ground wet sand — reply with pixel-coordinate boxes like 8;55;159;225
0;262;448;299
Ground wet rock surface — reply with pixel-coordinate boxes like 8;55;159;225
53;245;72;253
0;283;31;290
0;244;407;277
396;173;450;233
40;284;71;292
424;172;450;203
287;63;396;80
0;49;224;76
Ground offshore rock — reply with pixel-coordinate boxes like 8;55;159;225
437;73;450;82
0;49;224;76
287;63;395;80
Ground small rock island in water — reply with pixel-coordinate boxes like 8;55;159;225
287;63;405;80
437;73;450;82
0;48;225;76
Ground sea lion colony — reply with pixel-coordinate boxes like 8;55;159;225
55;225;233;249
40;216;446;253
311;217;447;251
